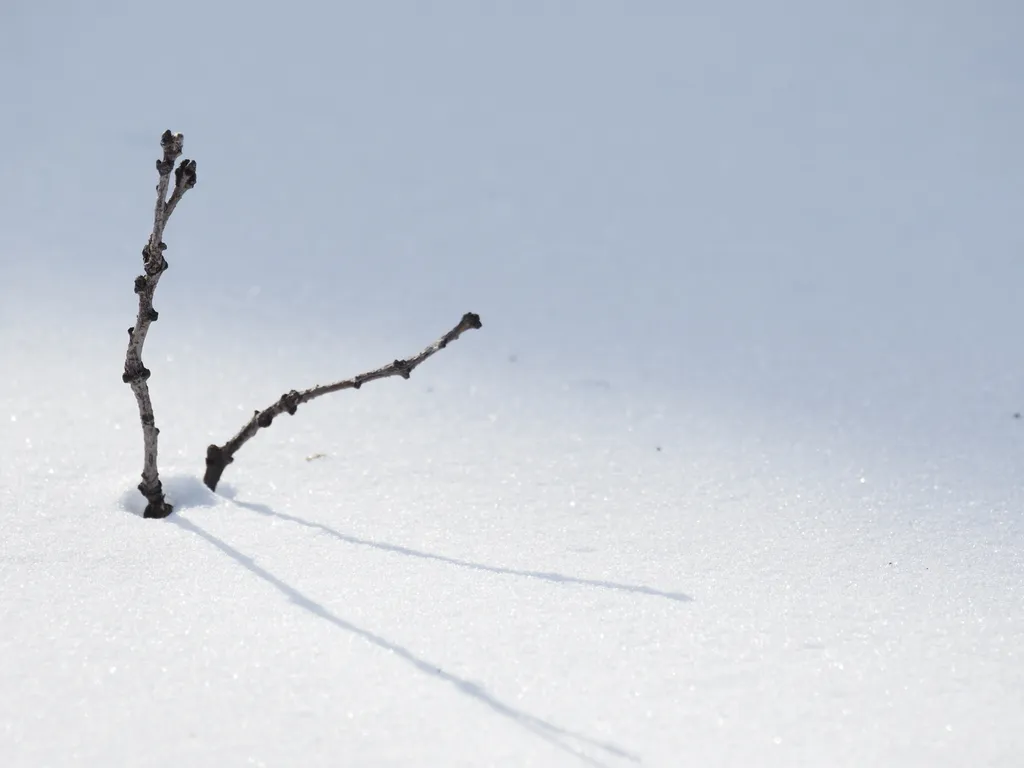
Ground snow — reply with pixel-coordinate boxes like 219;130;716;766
3;2;1024;766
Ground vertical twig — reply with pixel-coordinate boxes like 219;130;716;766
123;130;197;518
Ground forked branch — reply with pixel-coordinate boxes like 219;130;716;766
203;312;483;491
123;130;198;518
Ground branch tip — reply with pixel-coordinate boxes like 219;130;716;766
159;130;184;156
175;159;198;190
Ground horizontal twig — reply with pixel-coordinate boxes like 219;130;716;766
203;312;483;491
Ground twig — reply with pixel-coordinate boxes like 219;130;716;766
204;312;483;491
123;130;197;518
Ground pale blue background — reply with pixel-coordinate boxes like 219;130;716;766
2;1;1022;435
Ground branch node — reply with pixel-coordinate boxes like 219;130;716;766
122;366;152;384
141;246;169;276
394;359;412;379
134;275;147;293
281;390;300;415
147;308;159;322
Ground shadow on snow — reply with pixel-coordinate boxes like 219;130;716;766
171;515;641;767
234;498;692;604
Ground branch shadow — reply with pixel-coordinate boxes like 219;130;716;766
171;516;640;767
232;499;692;603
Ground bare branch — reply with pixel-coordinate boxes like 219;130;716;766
204;312;483;491
123;130;198;518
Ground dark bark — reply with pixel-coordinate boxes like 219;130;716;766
123;130;197;518
204;312;482;491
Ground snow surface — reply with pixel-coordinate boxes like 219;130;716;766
3;2;1024;766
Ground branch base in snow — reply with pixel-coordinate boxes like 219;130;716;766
203;445;234;495
140;480;174;519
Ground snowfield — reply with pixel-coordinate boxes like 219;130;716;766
3;308;1022;766
3;2;1024;766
